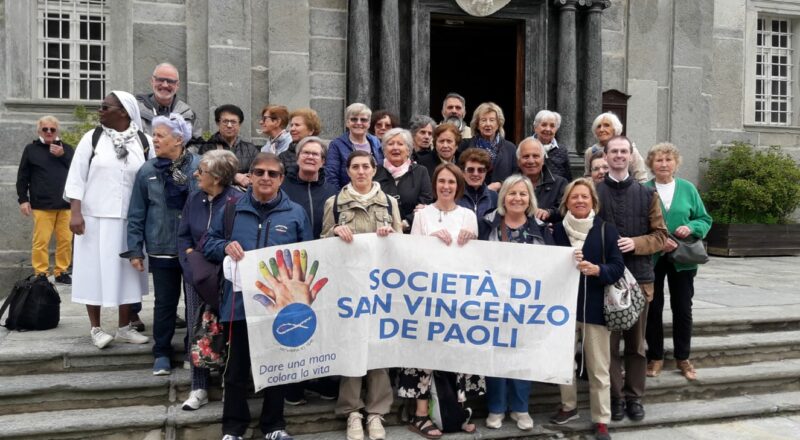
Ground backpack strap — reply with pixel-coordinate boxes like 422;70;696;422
333;192;340;224
0;288;21;326
223;197;237;241
600;220;607;264
137;130;150;158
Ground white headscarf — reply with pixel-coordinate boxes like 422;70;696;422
111;90;143;130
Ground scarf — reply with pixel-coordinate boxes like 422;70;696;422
474;133;501;162
102;122;140;161
154;152;191;209
344;181;382;204
383;158;411;180
562;210;595;249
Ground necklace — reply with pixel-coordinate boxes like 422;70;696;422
435;203;457;222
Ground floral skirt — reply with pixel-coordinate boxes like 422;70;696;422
397;368;485;403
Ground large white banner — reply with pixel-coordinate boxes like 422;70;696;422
238;234;580;392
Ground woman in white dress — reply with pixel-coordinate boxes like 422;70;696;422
401;163;483;438
64;91;151;349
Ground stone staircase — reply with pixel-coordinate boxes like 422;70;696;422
1;275;800;439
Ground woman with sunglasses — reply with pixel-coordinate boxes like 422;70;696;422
324;103;384;190
456;147;498;220
321;150;402;440
122;113;200;376
64;91;152;350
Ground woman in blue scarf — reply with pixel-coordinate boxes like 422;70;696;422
456;102;517;192
122;113;199;376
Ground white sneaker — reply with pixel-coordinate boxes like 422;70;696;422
486;412;504;429
510;411;534;430
365;414;385;440
346;412;364;440
182;389;209;410
115;324;149;344
221;435;243;440
90;327;113;349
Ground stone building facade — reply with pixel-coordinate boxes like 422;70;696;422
1;0;798;285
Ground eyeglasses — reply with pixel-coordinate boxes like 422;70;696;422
152;76;178;85
99;104;122;111
251;168;283;179
41;127;57;133
374;122;392;129
220;119;240;127
349;117;369;124
300;151;322;158
465;166;487;174
591;166;610;172
196;167;211;176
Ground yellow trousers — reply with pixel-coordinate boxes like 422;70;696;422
31;209;73;276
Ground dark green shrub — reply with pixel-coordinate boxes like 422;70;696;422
59;105;98;147
701;142;800;224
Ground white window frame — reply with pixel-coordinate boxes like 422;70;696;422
745;1;800;128
36;0;110;101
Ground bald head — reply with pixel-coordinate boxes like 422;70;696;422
517;137;545;179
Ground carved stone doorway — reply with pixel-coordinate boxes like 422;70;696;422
429;15;525;143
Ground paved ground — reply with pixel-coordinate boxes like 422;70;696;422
610;414;800;440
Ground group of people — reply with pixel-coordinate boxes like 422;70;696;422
15;62;713;440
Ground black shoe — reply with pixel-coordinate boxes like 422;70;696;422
626;400;645;421
176;316;187;329
611;399;625;421
55;273;72;285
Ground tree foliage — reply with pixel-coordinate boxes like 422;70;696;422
701;142;800;224
59;106;98;147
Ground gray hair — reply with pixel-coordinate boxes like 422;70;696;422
534;110;561;130
200;150;239;186
516;136;544;160
496;174;538;217
152;113;192;145
591;112;623;137
152;62;179;79
296;136;329;161
408;115;436;136
381;128;413;156
345;102;372;122
442;92;466;110
470;102;506;139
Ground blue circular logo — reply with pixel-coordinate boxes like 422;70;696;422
273;303;317;347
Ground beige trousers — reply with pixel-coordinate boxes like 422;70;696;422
335;369;394;416
559;322;612;423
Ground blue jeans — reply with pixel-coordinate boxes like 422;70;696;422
151;266;183;359
486;377;532;413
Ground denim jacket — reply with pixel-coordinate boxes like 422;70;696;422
122;153;200;259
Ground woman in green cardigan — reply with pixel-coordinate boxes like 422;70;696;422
643;142;712;381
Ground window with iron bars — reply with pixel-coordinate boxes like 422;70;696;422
37;0;108;100
755;17;794;126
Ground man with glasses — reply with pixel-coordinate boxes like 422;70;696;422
136;63;196;135
204;152;312;440
16;116;74;284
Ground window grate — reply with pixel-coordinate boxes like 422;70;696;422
37;0;108;101
755;17;794;126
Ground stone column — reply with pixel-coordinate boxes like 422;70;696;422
347;0;371;105
378;0;400;112
582;0;609;152
555;0;578;153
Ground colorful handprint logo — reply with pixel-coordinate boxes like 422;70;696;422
253;249;329;347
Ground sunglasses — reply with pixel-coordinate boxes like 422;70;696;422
99;104;122;111
251;168;283;179
465;166;487;174
41;127;57;133
349;117;369;124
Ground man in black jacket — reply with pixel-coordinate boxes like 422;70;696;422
16;116;74;284
136;63;196;135
517;137;568;223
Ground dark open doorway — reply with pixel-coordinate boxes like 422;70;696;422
429;15;524;143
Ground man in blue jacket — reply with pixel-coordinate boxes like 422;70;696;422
204;152;312;440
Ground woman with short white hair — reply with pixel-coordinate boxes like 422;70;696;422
583;112;648;182
532;110;572;181
324;103;385;190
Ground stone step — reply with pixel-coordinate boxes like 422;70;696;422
662;329;800;368
0;368;192;416
682;304;800;336
3;358;798;436
2;388;799;439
